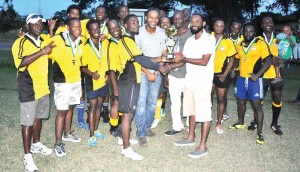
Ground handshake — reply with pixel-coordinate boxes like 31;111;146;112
158;63;172;75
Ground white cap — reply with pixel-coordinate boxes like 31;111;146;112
26;14;46;24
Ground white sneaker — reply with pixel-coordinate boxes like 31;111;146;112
62;130;81;143
117;137;138;145
150;118;161;129
121;147;144;161
30;142;53;155
23;154;38;172
216;124;224;134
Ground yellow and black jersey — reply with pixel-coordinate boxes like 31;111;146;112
49;32;84;83
257;34;278;79
104;38;122;73
118;36;143;83
12;34;50;102
55;19;89;40
235;38;271;78
214;37;237;73
230;34;244;47
81;39;109;92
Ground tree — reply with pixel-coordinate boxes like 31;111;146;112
0;0;21;33
266;0;300;15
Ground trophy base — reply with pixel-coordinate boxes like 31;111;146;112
167;53;174;60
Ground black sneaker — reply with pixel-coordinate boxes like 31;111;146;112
256;134;265;145
101;110;110;123
164;129;182;136
54;142;66;157
271;124;283;135
110;125;121;137
247;120;257;130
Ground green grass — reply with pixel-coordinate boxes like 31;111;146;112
0;50;300;171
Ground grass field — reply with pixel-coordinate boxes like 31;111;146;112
0;49;299;172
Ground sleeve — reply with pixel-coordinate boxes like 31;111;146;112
227;39;237;57
47;37;56;60
11;39;23;70
234;45;241;59
134;55;160;70
55;26;65;35
108;43;120;71
260;40;271;59
291;35;297;45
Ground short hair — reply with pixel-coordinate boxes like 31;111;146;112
107;19;119;27
191;13;204;21
282;24;292;30
86;19;99;30
67;18;80;26
173;10;184;17
213;17;225;25
118;5;129;12
243;22;257;32
67;5;82;15
146;7;159;16
123;14;137;24
96;5;107;13
261;15;273;24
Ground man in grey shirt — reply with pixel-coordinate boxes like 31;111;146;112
165;10;193;136
135;7;167;146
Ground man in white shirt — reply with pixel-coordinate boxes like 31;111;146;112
172;13;215;158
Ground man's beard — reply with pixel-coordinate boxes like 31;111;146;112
190;26;202;34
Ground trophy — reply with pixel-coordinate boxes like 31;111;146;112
165;27;179;60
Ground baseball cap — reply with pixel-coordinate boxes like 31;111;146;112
26;14;46;24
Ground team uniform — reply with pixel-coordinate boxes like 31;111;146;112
55;19;89;39
81;39;109;100
230;34;244;84
117;35;143;114
213;36;237;88
12;34;50;125
235;38;271;100
49;31;84;110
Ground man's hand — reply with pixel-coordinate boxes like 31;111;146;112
42;41;56;55
48;17;58;31
18;28;25;38
91;70;100;80
100;34;107;41
249;73;259;82
146;73;157;83
218;73;227;82
159;64;171;75
172;52;184;63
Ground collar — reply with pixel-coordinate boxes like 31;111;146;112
61;31;82;47
25;33;41;47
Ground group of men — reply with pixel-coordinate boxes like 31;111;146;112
12;4;285;172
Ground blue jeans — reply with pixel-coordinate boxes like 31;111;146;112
135;73;162;138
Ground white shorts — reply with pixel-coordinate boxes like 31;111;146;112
183;85;212;122
54;82;82;110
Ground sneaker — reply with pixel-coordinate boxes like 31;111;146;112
188;148;208;158
216;124;224;134
147;129;156;137
248;120;257;130
228;123;246;129
150;118;161;129
160;108;166;118
138;137;148;147
77;121;89;130
117;137;138;145
23;154;38;172
102;109;110;123
256;134;265;145
271;124;283;135
30;142;53;155
62;130;81;143
271;78;282;84
164;129;182;136
94;130;105;140
174;138;195;146
110;125;121;137
121;147;144;161
88;136;97;147
54;142;66;157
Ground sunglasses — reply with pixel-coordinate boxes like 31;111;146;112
26;14;43;23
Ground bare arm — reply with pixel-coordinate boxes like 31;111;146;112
81;66;100;80
250;55;272;81
19;41;55;69
219;56;235;82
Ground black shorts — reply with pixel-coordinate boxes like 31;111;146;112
213;73;231;88
159;76;168;94
117;80;140;114
263;78;284;91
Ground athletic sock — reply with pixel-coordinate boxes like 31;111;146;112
77;100;85;123
271;101;282;125
110;117;119;127
154;99;163;119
